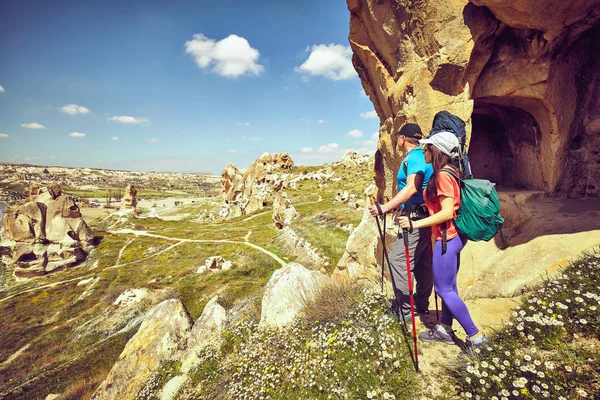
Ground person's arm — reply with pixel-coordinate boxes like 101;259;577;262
367;173;423;216
397;195;454;229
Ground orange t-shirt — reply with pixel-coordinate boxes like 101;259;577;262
423;169;461;241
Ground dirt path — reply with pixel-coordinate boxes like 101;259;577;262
0;228;286;305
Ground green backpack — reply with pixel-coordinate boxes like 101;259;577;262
441;168;504;242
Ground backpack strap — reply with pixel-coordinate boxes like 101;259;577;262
438;167;460;255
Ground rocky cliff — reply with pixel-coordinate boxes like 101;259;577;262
348;0;600;198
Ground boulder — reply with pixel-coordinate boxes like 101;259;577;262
197;256;232;274
260;262;328;327
272;193;298;229
187;296;228;351
92;299;193;400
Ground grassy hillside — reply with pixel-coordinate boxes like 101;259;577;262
0;159;374;399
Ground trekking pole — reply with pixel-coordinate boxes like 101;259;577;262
403;224;420;372
369;195;389;293
370;196;418;371
435;291;440;321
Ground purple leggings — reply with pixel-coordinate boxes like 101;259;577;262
433;236;479;336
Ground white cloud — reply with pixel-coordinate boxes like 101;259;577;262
241;136;261;141
236;122;251;126
60;104;91;115
0;85;4;93
108;116;148;124
68;132;86;138
295;44;357;81
301;147;314;153
0;133;9;138
21;122;46;129
228;149;239;153
318;119;327;124
148;137;159;143
185;33;264;78
317;143;340;153
49;155;56;159
348;129;363;138
360;110;378;119
111;136;119;141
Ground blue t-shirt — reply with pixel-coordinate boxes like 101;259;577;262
397;146;433;207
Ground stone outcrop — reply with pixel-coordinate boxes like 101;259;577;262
260;262;329;327
0;184;95;278
92;299;193;400
347;0;600;198
340;150;371;168
120;184;137;212
187;295;228;352
272;193;298;229
196;256;232;274
220;152;294;217
336;184;381;277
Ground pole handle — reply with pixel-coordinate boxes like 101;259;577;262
403;229;409;246
368;195;376;206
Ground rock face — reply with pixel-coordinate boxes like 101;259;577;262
92;299;193;400
120;184;137;212
260;262;328;327
347;0;600;198
196;256;232;274
272;193;298;229
187;295;228;351
220;152;294;217
0;184;95;278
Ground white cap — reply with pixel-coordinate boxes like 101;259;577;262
419;131;459;157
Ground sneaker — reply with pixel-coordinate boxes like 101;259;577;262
418;324;455;345
465;334;491;353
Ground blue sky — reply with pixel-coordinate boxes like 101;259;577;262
0;0;380;174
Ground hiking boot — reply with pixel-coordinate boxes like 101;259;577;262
464;334;491;354
418;324;455;345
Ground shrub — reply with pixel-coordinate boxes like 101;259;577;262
450;249;600;400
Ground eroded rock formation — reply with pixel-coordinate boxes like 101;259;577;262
348;0;600;198
120;184;137;213
220;152;294;217
0;184;95;277
272;192;298;229
260;262;328;327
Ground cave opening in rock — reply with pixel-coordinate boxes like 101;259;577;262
469;101;543;189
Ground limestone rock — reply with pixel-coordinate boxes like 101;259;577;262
272;193;298;229
347;0;600;199
120;184;138;213
92;299;193;400
220;153;295;217
196;256;231;274
336;184;382;277
113;288;149;307
335;190;349;203
187;295;228;351
260;262;328;327
0;184;95;278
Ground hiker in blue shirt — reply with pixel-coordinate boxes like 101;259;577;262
368;123;434;321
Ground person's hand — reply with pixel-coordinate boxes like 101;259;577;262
368;204;381;217
397;216;411;229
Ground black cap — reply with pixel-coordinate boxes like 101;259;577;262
394;123;423;139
